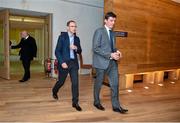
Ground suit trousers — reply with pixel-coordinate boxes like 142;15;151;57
22;59;31;80
52;60;79;104
94;60;120;109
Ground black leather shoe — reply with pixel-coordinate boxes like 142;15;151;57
72;104;82;111
120;107;128;112
94;104;105;111
19;79;28;82
113;107;128;114
52;93;58;100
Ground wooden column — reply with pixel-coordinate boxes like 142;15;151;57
143;72;155;84
154;71;164;83
168;70;179;81
175;69;180;80
120;74;134;89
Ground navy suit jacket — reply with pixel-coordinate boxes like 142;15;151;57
55;32;82;69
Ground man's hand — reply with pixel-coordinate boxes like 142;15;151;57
110;50;122;60
111;52;120;60
61;63;68;69
70;44;77;50
9;41;12;46
116;50;122;58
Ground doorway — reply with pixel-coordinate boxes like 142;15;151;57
10;15;45;75
0;9;52;79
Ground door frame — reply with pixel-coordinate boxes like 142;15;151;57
0;9;10;79
44;14;52;59
0;9;52;79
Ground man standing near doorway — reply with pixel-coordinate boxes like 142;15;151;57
52;20;82;111
92;12;128;113
11;30;37;82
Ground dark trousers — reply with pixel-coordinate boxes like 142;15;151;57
52;60;79;104
94;60;120;109
22;59;31;80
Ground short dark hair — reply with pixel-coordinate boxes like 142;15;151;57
67;20;76;26
104;12;116;20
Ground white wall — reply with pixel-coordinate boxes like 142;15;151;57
0;0;104;64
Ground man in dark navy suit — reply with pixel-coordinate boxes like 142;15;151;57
11;31;37;82
52;20;82;111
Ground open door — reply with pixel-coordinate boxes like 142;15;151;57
0;10;10;79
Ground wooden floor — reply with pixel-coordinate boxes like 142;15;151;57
0;73;180;122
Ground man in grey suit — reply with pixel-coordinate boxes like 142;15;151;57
92;12;128;113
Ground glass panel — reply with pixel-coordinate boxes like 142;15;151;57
0;20;4;66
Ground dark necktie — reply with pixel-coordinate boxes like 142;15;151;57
109;30;114;52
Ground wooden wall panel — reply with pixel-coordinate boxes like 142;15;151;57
105;0;180;74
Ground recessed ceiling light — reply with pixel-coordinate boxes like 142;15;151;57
144;86;149;89
127;90;132;93
170;81;175;84
158;83;164;86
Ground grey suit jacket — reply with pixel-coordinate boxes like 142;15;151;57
92;27;117;69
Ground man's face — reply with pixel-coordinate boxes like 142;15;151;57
67;22;77;34
21;31;28;38
104;17;116;29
